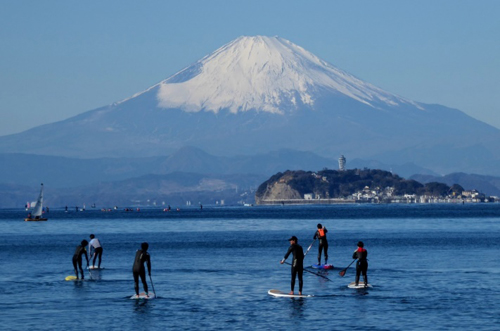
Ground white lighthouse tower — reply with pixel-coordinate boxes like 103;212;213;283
338;155;346;171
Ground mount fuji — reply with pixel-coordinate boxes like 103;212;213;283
1;35;499;176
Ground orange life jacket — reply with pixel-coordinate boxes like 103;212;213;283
318;228;325;238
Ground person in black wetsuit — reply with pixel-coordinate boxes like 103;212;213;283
313;223;328;265
133;242;151;297
280;236;304;295
72;240;89;279
352;241;368;287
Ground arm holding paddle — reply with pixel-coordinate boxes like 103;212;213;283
338;249;360;277
280;245;293;264
84;250;89;267
338;259;356;277
88;241;93;259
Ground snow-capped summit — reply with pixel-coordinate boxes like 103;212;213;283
152;35;416;114
0;35;499;177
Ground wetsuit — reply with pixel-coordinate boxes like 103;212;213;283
313;228;328;264
353;247;368;286
88;238;103;268
72;245;89;279
132;249;151;295
283;243;304;293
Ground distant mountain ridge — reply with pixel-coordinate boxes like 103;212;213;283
0;35;499;176
411;173;500;197
3;146;500;207
0;147;332;188
1;172;262;208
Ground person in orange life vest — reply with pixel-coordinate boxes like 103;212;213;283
313;223;328;265
352;241;368;287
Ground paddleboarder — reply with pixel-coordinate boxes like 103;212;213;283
72;240;89;280
352;241;368;287
133;242;152;297
280;236;304;295
88;234;103;268
313;223;328;265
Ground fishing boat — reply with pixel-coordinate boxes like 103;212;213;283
25;183;48;222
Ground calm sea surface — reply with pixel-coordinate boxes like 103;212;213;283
0;204;499;330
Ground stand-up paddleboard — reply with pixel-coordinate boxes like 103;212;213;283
268;289;312;298
65;275;78;281
347;282;372;289
87;266;104;270
130;292;156;300
312;264;334;270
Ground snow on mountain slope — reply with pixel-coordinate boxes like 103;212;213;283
1;35;499;176
148;36;420;114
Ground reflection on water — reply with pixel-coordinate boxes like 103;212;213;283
133;299;152;311
288;297;306;319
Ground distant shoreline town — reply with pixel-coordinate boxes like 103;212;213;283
257;189;499;206
255;166;500;206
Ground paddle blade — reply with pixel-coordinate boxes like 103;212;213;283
339;270;346;277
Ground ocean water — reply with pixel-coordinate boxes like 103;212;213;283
0;204;499;330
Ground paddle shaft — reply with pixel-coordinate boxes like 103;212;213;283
86;254;92;278
339;259;356;277
283;261;332;282
303;239;316;258
149;274;156;297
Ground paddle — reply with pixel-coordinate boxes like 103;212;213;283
87;263;93;279
149;274;156;297
303;239;316;258
283;261;332;282
338;259;356;277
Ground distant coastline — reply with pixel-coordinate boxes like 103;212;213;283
257;198;498;205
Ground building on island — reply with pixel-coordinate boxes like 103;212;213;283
338;155;346;171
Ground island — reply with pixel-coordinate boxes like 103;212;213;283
255;169;498;205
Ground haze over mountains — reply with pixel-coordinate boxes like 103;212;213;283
2;35;500;206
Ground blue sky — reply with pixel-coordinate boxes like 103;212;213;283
1;0;499;135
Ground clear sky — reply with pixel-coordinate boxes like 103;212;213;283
1;0;499;136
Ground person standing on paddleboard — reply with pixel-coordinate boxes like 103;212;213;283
280;236;305;295
88;234;103;269
353;241;368;287
313;223;328;265
72;240;89;280
133;242;152;297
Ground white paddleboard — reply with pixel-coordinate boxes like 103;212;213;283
87;266;104;270
130;292;156;300
347;282;372;289
268;289;312;298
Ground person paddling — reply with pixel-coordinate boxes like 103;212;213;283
313;223;328;265
133;242;152;297
72;240;89;280
352;241;368;287
88;234;103;268
280;236;304;295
